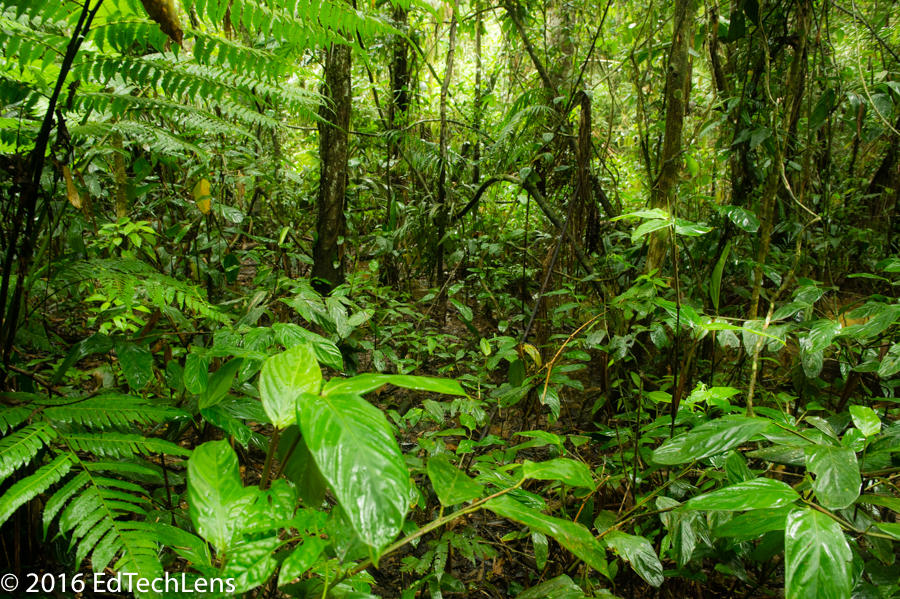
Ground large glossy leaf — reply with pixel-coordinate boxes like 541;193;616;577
297;393;410;555
849;405;881;437
804;444;860;510
652;416;772;465
784;508;852;599
114;339;153;391
521;459;594;489
260;344;322;428
682;478;799;511
426;455;483;506
187;440;254;553
322;373;466;397
603;530;664;587
485;494;609;580
278;537;327;586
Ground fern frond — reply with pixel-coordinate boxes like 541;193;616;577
84;459;167;484
0;406;31;435
56;258;232;325
64;431;191;458
43;395;189;429
54;478;162;579
43;470;90;536
0;454;72;526
0;421;57;483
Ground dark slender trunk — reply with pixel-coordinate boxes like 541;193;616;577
312;43;351;294
645;0;697;274
434;4;458;284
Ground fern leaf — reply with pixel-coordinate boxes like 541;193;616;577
43;470;90;536
44;395;189;428
0;421;57;483
65;431;191;458
0;406;31;435
0;454;72;527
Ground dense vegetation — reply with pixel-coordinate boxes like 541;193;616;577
1;0;898;597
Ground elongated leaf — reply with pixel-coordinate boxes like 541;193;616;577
187;440;253;553
223;537;279;594
279;537;327;586
298;393;410;555
183;352;209;395
804;444;860;510
604;530;663;587
784;508;852;599
54;333;113;383
427;455;483;506
114;340;153;391
260;344;322;428
200;358;242;409
713;506;792;540
322;373;466;397
652;416;772;465
682;478;799;511
485;494;609;579
0;455;72;527
521;459;594;489
710;240;731;312
272;323;343;371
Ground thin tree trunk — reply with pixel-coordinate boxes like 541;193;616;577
749;1;810;319
434;2;458;284
645;0;697;274
312;42;351;294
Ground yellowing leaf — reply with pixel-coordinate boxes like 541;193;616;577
521;343;542;368
63;166;82;209
194;178;212;214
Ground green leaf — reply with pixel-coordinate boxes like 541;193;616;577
298;393;410;555
0;455;72;527
223;537;279;594
532;531;548;570
804;444;860;510
604;530;664;587
278;537;326;586
784;508;852;599
876;522;900;540
720;205;760;232
652;416;772;465
682;478;799;511
450;298;473;322
521;459;594;489
199;357;242;409
53;333;113;383
514;575;585;599
260;344;322;428
183;352;209;395
631;218;670;243
849;406;881;437
426;455;483;506
713;506;792;541
710;241;731;312
322;373;466;397
187;440;253;553
142;522;211;566
272;323;344;371
877;343;900;379
114;340;153;391
485;494;609;580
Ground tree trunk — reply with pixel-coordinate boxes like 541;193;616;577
312;42;351;294
645;0;697;274
434;2;458;284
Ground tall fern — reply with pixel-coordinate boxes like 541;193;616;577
0;392;190;594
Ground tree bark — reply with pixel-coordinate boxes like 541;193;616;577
312;42;351;294
645;0;697;274
434;2;458;284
